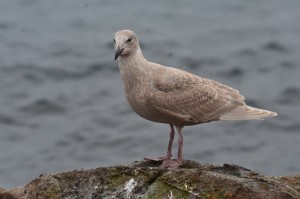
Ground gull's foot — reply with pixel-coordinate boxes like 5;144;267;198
159;159;182;168
144;155;172;162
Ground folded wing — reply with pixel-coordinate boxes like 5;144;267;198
149;66;276;125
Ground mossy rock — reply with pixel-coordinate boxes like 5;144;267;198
1;160;300;199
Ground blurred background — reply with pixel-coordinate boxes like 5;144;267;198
0;0;300;188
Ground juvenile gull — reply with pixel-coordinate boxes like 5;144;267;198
114;29;277;168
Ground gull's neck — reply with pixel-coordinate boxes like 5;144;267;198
117;49;149;89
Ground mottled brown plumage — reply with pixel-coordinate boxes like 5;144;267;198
114;29;277;168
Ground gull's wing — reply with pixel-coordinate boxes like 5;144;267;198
147;66;245;125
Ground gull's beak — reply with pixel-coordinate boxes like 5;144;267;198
115;47;123;60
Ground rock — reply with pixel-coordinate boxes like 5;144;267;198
1;160;300;199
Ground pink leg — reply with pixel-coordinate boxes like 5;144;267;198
159;126;183;168
144;124;175;161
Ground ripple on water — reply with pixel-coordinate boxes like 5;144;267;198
18;99;66;115
277;87;300;105
261;41;289;54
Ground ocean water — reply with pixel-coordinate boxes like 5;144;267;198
1;0;300;188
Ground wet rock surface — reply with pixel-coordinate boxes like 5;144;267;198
1;160;300;199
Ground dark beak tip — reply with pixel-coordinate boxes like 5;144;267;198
114;48;123;60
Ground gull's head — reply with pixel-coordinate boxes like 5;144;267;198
114;30;139;60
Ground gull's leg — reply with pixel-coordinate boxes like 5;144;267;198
144;124;175;161
159;126;183;168
165;124;175;159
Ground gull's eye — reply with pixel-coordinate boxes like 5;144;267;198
126;38;132;43
113;39;116;43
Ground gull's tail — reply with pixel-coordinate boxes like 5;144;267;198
220;105;277;121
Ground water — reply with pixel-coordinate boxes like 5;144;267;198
1;0;300;188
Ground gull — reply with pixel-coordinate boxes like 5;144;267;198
114;29;277;168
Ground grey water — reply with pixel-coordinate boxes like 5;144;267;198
1;0;300;188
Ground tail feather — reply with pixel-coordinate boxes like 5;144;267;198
220;105;277;121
